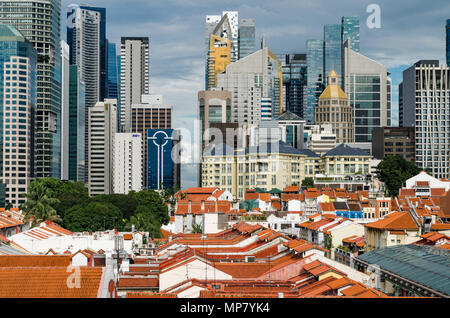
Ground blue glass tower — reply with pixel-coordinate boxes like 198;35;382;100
324;24;342;82
238;18;255;59
306;39;324;124
342;16;360;53
282;54;307;118
147;129;176;190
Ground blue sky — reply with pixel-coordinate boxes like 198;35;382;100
61;0;449;188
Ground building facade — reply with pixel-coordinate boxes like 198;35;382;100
314;70;353;144
206;34;231;89
401;61;450;179
372;127;415;162
306;39;325;124
147;129;180;191
68;65;86;182
0;0;62;179
131;95;172;188
113;133;142;194
87;99;117;196
120;37;150;132
281;54;307;119
0;24;37;207
217;47;283;125
60;40;70;180
238;18;255;59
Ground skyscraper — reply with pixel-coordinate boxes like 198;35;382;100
238;18;255;59
343;40;391;149
306;39;325;124
147;129;180;191
87;99;117;196
206;34;231;90
68;65;85;182
0;0;62;179
113;133;142;194
323;24;342;84
0;24;37;207
282;54;307;118
342;16;360;53
447;20;450;66
401;60;450;179
131;95;172;189
217;47;283;125
60;40;70;181
107;41;119;101
120;37;150;132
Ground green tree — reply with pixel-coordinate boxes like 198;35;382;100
376;155;421;197
22;181;61;226
64;202;124;232
131;190;170;226
301;177;315;189
192;223;203;234
92;193;138;220
126;205;164;238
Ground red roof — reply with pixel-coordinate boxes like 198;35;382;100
365;212;419;231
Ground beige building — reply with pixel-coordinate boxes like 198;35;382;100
314;70;353;144
320;144;372;176
87;99;117;196
201;141;319;199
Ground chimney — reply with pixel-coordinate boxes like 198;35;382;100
188;200;192;214
215;200;218;213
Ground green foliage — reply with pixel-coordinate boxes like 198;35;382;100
22;178;170;239
192;224;203;234
376;155;421;197
301;177;315;189
22;181;62;226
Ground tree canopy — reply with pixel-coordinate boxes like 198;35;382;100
376;155;421;197
20;178;170;238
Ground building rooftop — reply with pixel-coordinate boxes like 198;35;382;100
324;143;371;157
357;245;450;297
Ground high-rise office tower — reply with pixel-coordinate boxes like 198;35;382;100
341;16;360;53
0;0;61;179
120;37;150;132
314;70;353;144
238;18;255;59
147;129;180;191
113;133;142;194
306;39;325;124
217;47;283;125
401;60;450;179
107;41;119;101
60;41;70;181
447;20;450;66
342;40;391;149
67;5;107;102
324;24;342;84
131;95;172;188
87;99;117;196
0;24;37;207
222;11;239;61
206;34;231;90
282;54;307;118
68;65;85;183
399;82;404;127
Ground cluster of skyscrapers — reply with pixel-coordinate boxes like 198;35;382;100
198;10;450;198
0;1;180;207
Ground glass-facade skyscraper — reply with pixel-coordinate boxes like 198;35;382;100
306;39;324;124
447;19;450;66
107;42;119;101
0;0;62;179
342;16;360;53
281;54;307;118
324;24;342;84
0;24;37;207
238;18;255;59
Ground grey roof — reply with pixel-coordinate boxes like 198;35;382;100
324;143;371;157
333;201;348;210
203;143;235;157
238;141;319;157
0;242;26;255
276;111;304;121
357;245;450;296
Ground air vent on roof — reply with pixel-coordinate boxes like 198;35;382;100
245;256;255;263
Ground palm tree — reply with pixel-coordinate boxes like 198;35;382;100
22;181;61;227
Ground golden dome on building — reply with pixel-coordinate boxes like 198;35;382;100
319;70;348;100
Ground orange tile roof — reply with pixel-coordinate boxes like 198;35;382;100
283;186;300;193
340;283;367;296
185;187;218;194
431;188;446;196
326;277;352;290
0;255;72;267
430;223;450;230
0;267;104;298
399;189;416;197
365;212;419;231
127;292;176;298
319;202;335;212
118;277;158;288
123;234;133;240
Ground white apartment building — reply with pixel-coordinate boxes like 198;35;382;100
88;99;117;196
120;37;150;131
307;124;337;156
113;133;142;194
